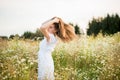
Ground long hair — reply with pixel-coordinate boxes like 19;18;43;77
54;18;77;42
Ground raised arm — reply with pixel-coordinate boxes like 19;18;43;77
40;17;59;42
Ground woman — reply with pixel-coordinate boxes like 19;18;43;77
38;17;76;80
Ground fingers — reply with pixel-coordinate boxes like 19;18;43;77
52;16;60;20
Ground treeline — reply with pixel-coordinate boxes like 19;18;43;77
1;13;120;40
21;24;81;40
8;28;44;40
1;24;80;40
20;23;81;40
87;14;120;36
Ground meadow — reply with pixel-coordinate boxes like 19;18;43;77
0;32;120;80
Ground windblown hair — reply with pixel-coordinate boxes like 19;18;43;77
54;18;77;42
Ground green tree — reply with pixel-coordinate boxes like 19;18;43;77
22;31;34;39
34;28;44;37
9;35;15;39
74;24;80;34
0;36;8;40
87;18;102;36
69;23;81;35
87;14;120;36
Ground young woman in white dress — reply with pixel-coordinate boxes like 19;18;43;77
38;17;76;80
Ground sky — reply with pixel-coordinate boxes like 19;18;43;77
0;0;120;36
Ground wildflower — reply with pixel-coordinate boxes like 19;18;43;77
21;59;26;62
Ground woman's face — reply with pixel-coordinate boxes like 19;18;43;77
48;24;57;34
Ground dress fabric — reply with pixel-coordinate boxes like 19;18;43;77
38;33;57;80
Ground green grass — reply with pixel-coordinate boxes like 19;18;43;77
0;32;120;80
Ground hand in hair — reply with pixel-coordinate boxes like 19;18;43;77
51;17;60;23
40;17;59;42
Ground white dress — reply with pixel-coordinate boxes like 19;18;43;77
38;33;57;80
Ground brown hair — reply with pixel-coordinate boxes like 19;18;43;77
54;18;77;42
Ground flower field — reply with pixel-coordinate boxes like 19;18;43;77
0;33;120;80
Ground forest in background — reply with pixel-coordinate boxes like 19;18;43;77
0;13;120;40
